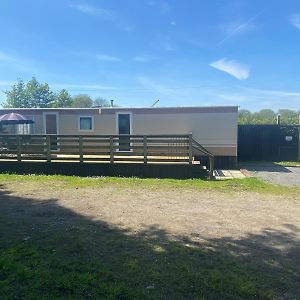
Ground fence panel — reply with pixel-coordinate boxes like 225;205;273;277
238;125;299;161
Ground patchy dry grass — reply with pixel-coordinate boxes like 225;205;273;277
0;174;300;299
0;173;299;195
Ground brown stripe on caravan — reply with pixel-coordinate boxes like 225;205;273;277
100;106;238;114
0;109;100;115
0;106;238;116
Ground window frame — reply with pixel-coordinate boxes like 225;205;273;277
78;116;94;132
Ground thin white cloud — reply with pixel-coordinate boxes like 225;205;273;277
0;51;17;62
51;83;120;91
154;33;177;52
217;6;268;46
96;54;121;62
289;14;300;30
243;87;300;98
69;3;115;20
219;21;256;36
163;42;176;52
210;58;250;80
0;51;38;73
211;84;300;109
68;2;134;32
170;21;176;26
133;55;154;62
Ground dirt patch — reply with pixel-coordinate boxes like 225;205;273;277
2;180;300;240
1;179;300;299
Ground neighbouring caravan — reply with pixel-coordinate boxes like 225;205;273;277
0;106;238;165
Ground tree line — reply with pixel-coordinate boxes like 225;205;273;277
238;109;300;125
2;77;112;108
2;78;299;125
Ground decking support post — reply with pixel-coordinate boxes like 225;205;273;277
110;136;114;164
16;135;21;162
143;136;147;164
188;133;193;165
79;136;83;163
209;156;214;179
46;135;51;163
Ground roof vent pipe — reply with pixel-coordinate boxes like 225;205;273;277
110;100;114;107
276;114;281;125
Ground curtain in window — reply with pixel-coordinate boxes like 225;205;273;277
80;117;92;130
17;124;32;134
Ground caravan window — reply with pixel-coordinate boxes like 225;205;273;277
79;116;94;131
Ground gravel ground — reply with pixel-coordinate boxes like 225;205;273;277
246;165;300;186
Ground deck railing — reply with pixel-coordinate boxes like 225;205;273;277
0;134;214;176
191;138;214;178
0;134;190;163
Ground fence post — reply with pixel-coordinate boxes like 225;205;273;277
188;133;193;165
143;136;147;164
16;135;21;162
79;136;83;162
46;135;51;163
110;136;114;163
209;156;214;179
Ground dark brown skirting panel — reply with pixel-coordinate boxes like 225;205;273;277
0;162;209;179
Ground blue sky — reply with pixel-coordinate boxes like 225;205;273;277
0;0;300;111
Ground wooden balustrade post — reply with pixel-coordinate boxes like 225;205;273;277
143;136;147;164
79;136;83;162
188;133;193;165
46;135;51;163
110;136;114;163
16;135;21;162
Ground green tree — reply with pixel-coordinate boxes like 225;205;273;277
238;109;299;125
238;109;253;124
71;94;93;108
258;109;276;123
251;109;276;124
52;89;73;108
93;97;111;107
26;77;55;108
278;109;299;125
4;79;30;108
4;77;54;108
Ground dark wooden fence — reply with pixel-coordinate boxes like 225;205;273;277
0;134;214;176
238;125;300;161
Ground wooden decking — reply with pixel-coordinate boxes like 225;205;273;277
0;134;214;177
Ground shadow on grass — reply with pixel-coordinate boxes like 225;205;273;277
0;185;300;299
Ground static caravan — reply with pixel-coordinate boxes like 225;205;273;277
0;106;238;166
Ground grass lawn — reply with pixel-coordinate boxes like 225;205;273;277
274;161;300;167
0;174;300;299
